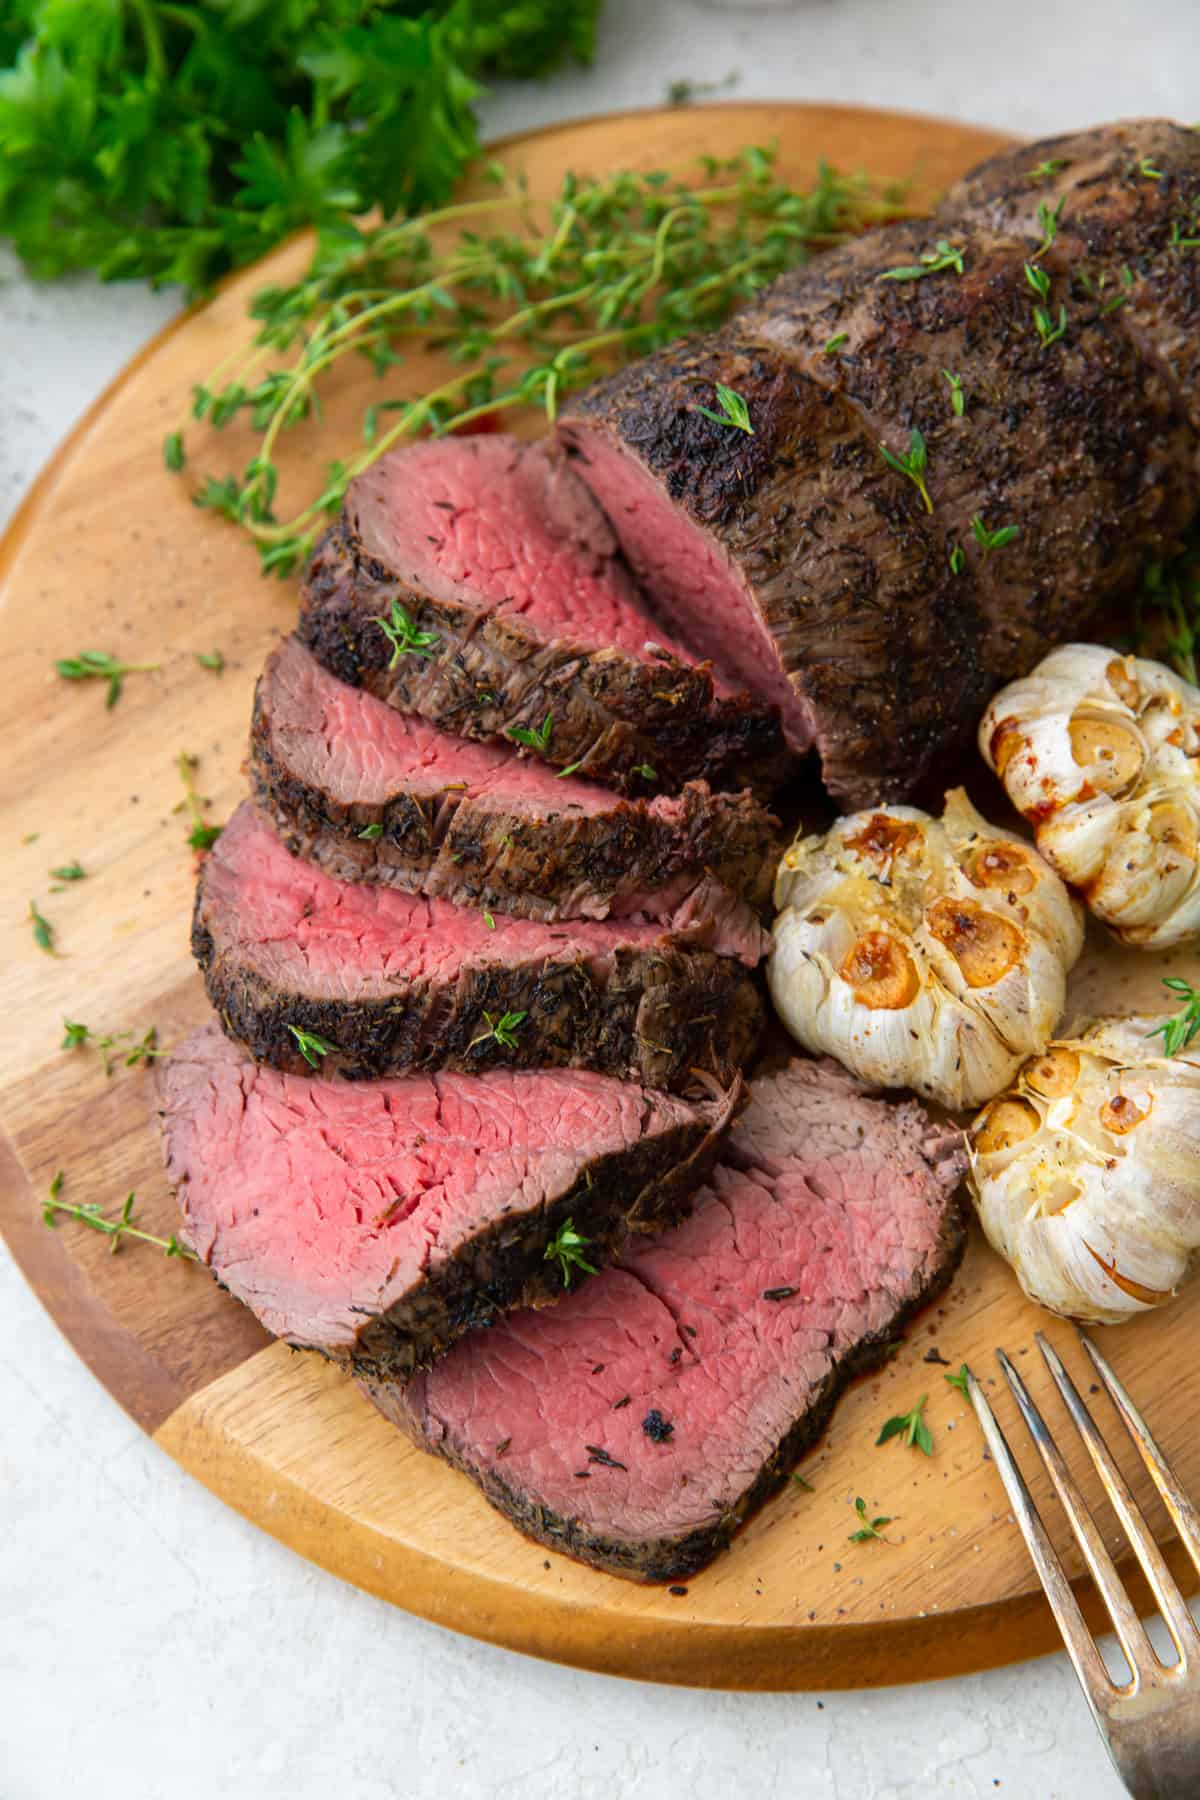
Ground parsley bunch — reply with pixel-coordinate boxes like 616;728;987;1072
0;1;602;291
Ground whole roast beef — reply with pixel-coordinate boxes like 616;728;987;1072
159;1023;738;1379
193;803;765;1090
299;434;789;795
560;118;1200;807
251;636;778;945
366;1058;966;1580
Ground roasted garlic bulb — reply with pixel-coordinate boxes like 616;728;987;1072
768;788;1084;1109
980;644;1200;949
969;1018;1200;1323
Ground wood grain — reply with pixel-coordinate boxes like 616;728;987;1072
3;101;1196;1690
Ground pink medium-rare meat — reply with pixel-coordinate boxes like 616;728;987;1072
367;1058;967;1580
193;803;764;1090
299;435;790;796
249;636;778;942
560;331;986;806
159;1023;739;1379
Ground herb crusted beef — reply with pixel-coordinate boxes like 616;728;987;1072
560;117;1200;808
160;1023;739;1380
193;803;765;1090
366;1058;967;1580
250;636;777;954
299;434;790;796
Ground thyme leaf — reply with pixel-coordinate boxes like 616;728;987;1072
879;237;964;282
195;650;225;674
691;381;754;434
1147;978;1200;1058
543;1216;598;1287
29;898;56;955
468;1008;528;1053
849;1496;893;1543
1029;158;1067;182
374;599;441;667
972;515;1019;560
358;822;384;840
879;427;932;512
287;1025;338;1068
945;1363;974;1400
876;1394;934;1456
508;714;554;755
942;369;965;416
50;861;86;882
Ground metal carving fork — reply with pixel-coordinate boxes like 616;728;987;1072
968;1331;1200;1799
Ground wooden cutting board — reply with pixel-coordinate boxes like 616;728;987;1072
4;102;1198;1693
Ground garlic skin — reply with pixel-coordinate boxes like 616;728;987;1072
768;788;1084;1109
979;644;1200;949
969;1019;1200;1324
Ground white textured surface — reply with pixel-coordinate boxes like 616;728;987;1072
1;4;1193;1795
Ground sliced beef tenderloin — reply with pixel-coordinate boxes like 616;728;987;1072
940;119;1200;438
250;636;777;954
366;1057;966;1580
560;331;987;807
160;1023;738;1379
299;434;789;797
193;803;764;1091
735;216;1195;679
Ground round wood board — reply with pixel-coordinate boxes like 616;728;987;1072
4;101;1199;1693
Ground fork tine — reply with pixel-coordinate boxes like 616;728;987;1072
1037;1333;1200;1662
1079;1332;1200;1584
965;1369;1113;1709
997;1348;1156;1678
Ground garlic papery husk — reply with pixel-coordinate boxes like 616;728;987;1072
968;1019;1200;1323
979;644;1200;949
768;788;1084;1109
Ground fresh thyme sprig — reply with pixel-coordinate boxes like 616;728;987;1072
1024;262;1067;346
176;753;223;851
942;370;965;417
374;599;441;666
61;1021;165;1075
972;514;1020;561
169;150;903;578
544;1216;598;1287
468;1009;528;1053
691;381;754;434
508;714;554;754
876;1394;934;1456
55;650;161;709
849;1496;893;1543
879;237;964;282
1033;196;1065;259
879;428;932;512
1147;978;1200;1058
287;1026;339;1067
42;1172;195;1260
